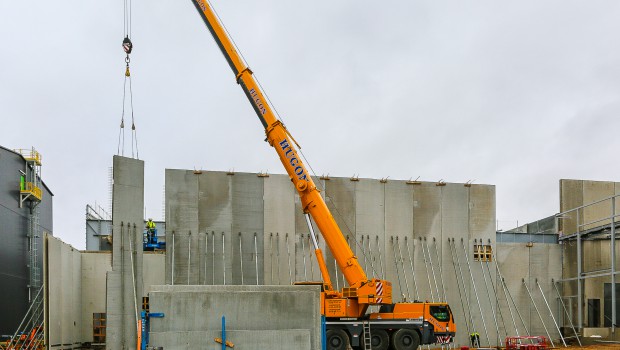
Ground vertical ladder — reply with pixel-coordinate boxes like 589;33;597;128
363;320;372;350
29;205;41;292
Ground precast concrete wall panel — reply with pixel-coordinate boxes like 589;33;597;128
496;243;562;343
496;244;530;337
412;183;441;301
150;330;310;350
355;179;385;286
46;235;82;349
47;237;61;345
80;251;164;343
165;169;198;285
148;285;320;350
583;181;614;230
384;181;413;302
199;172;231;285
559;179;583;235
440;184;470;343
528;244;562;340
231;173;263;285
469;185;496;242
80;252;112;342
264;175;294;285
107;156;145;350
324;177;357;287
143;252;166;293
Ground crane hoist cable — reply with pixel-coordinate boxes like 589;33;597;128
117;0;139;159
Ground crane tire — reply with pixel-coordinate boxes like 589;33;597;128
391;328;420;350
326;329;349;350
364;328;389;350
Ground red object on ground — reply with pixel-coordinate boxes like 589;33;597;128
505;336;549;350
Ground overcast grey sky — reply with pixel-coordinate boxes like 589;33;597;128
2;1;619;249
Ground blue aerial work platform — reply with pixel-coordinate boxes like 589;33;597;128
143;228;165;251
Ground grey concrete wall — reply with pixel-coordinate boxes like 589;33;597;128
167;170;565;346
559;179;620;234
80;252;112;343
166;169;504;344
46;235;82;349
106;155;145;350
81;251;164;343
496;243;563;345
147;285;320;350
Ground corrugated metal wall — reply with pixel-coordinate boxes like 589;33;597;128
0;146;53;338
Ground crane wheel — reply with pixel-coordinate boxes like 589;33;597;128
391;329;420;350
364;328;389;350
326;329;349;350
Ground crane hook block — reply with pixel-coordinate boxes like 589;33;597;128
122;37;133;54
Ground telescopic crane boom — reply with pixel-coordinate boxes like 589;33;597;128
190;1;456;349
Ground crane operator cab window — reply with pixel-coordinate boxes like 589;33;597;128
429;305;451;322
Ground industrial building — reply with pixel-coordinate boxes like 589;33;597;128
0;146;52;339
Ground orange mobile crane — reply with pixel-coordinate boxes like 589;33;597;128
190;1;456;349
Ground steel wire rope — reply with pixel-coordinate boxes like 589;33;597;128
128;74;139;159
117;75;127;156
207;0;379;279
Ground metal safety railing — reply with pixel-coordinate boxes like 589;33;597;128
20;182;42;201
14;148;42;165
